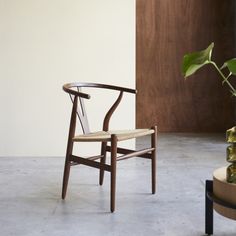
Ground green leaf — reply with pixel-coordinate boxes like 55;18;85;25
182;42;214;78
221;58;236;75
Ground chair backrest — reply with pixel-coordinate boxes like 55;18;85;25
63;82;137;134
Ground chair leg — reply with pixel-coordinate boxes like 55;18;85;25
99;142;107;185
62;95;77;199
62;156;71;199
110;135;117;212
151;126;157;194
62;135;74;199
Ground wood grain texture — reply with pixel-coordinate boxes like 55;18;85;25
136;0;236;132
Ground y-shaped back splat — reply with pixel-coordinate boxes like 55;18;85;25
103;91;123;131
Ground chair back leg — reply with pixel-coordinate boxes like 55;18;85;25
99;142;107;185
110;135;117;212
151;126;157;194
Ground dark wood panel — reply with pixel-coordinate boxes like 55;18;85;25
136;0;236;132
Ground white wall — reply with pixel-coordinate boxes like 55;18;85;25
0;0;135;156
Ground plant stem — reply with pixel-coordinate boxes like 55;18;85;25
209;61;236;93
227;72;232;79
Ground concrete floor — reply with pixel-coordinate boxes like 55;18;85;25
1;133;236;236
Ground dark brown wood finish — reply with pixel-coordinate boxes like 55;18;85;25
110;134;117;212
151;126;157;194
116;147;154;161
136;0;236;132
62;95;78;199
62;82;158;212
70;155;111;172
103;91;123;132
99;142;107;185
106;146;152;159
63;82;137;96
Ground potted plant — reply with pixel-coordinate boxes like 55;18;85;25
182;43;236;183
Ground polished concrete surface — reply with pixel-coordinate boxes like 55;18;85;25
1;133;236;236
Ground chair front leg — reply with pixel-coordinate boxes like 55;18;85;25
62;156;71;199
99;142;107;185
62;139;74;199
151;126;157;194
62;95;77;199
110;134;117;212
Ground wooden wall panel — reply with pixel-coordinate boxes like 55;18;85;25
136;0;236;132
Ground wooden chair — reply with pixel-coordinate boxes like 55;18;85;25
62;82;157;212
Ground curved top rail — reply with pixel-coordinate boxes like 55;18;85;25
63;83;91;99
63;82;137;99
